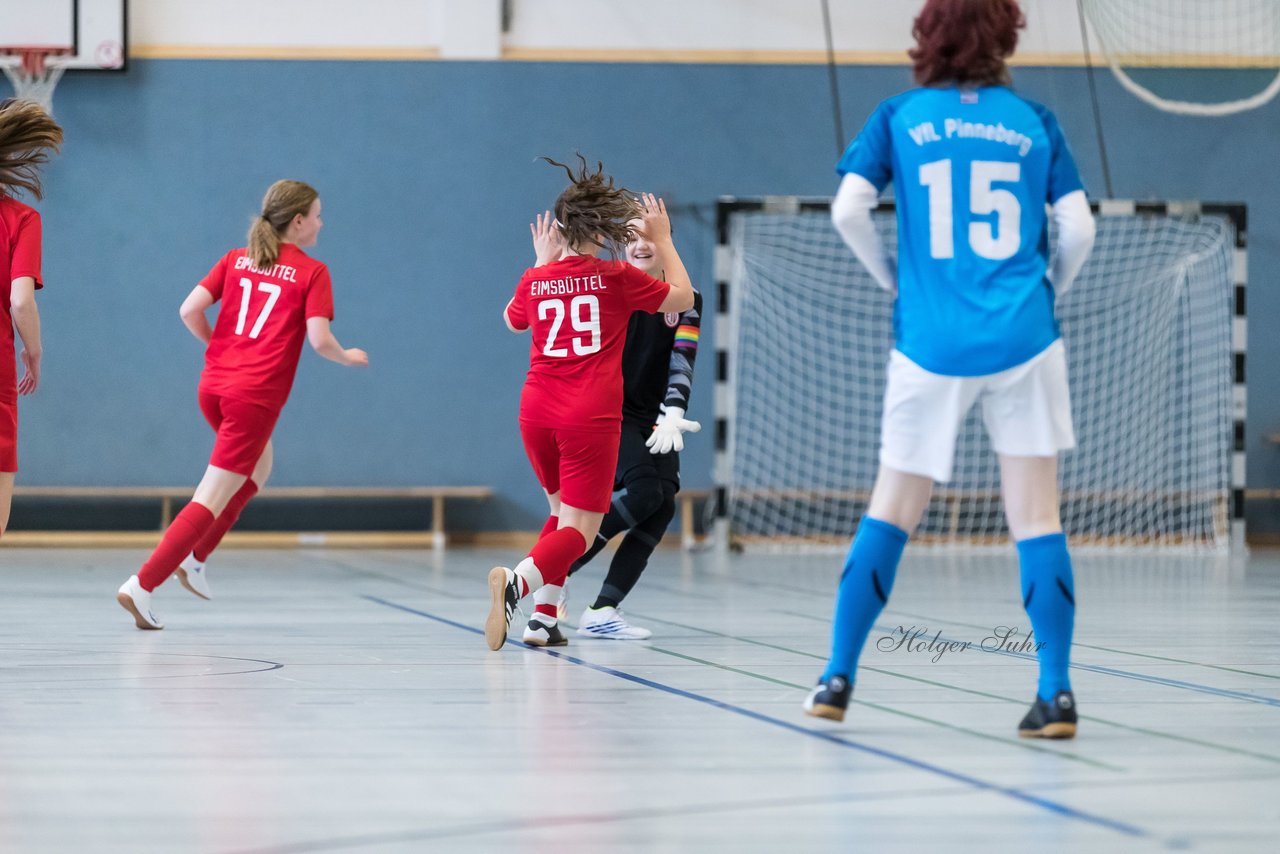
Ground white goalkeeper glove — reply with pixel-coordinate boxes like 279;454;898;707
646;406;701;455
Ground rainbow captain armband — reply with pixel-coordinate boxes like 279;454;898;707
674;325;700;348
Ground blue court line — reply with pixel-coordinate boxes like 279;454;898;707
361;594;1150;840
750;576;1280;707
700;574;1280;705
882;607;1280;682
869;621;1280;708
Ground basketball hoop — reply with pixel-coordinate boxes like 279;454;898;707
1;48;70;114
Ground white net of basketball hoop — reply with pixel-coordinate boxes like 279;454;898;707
2;49;68;113
1082;0;1280;117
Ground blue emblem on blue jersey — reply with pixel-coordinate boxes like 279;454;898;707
837;86;1085;376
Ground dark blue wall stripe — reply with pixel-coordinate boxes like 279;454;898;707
19;60;1280;530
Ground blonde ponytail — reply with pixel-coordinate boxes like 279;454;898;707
247;179;318;268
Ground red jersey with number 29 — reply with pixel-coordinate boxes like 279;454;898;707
197;243;334;409
508;255;670;432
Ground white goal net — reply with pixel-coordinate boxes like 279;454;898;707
716;199;1242;551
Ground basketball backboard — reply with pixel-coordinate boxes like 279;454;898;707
0;0;126;71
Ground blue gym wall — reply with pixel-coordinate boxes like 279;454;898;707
18;60;1280;532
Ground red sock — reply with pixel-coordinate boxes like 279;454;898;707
535;603;558;619
138;503;216;591
192;480;259;562
527;527;586;589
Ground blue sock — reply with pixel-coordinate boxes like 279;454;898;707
1017;532;1076;701
822;517;909;683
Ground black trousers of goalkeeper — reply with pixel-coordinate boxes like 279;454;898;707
568;422;679;608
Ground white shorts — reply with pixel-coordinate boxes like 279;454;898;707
879;340;1075;483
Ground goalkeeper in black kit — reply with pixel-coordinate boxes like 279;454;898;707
522;214;702;644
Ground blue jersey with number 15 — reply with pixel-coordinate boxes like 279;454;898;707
838;86;1085;376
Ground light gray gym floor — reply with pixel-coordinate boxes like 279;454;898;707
1;544;1277;853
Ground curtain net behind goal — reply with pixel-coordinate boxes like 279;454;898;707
723;207;1234;551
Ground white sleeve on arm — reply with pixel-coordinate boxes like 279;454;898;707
1048;189;1096;295
831;173;896;293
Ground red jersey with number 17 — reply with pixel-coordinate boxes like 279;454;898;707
508;255;670;433
197;243;335;410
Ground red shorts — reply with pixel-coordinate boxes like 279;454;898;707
519;423;620;513
0;398;16;472
198;391;280;476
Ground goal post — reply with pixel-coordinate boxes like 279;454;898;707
712;197;1246;552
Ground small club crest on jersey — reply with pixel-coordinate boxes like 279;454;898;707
960;88;979;104
664;312;680;327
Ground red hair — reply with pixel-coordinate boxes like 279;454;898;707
910;0;1026;88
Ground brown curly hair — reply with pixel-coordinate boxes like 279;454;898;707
542;155;639;253
0;99;64;199
910;0;1026;88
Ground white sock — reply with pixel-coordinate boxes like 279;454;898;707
533;583;560;607
531;584;562;625
514;557;544;597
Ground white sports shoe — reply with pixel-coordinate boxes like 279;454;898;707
485;566;522;651
116;575;164;630
576;605;652;640
177;553;212;600
521;616;569;647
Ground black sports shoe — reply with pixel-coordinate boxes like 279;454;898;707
485;566;521;650
802;675;852;722
522;618;568;647
1018;690;1078;739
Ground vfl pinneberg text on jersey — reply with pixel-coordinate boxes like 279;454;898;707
906;119;1034;157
